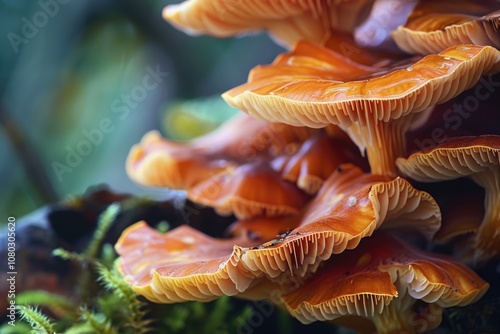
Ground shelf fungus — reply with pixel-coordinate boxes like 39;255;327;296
392;0;500;54
115;221;259;303
223;42;500;175
115;164;440;302
272;134;366;194
187;162;311;220
397;135;500;263
281;232;489;334
114;1;500;332
162;0;374;48
225;164;440;281
126;114;316;189
187;134;364;219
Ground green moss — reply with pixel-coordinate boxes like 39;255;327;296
18;306;56;334
16;202;254;333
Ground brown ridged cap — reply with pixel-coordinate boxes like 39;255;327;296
239;164;441;280
397;135;500;176
397;135;500;263
115;162;441;302
115;222;258;303
393;1;500;54
126;114;317;189
324;33;403;66
281;232;489;333
188;162;310;219
227;215;298;245
223;42;500;175
272;135;366;194
162;0;374;48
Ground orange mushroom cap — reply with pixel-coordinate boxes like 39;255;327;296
396;135;500;263
223;42;500;175
392;0;500;54
115;221;258;303
272;134;367;194
116;164;440;303
406;75;500;155
162;0;374;48
247;40;379;83
237;164;441;280
187;161;310;219
126;114;317;189
323;32;404;66
281;232;489;333
227;215;299;245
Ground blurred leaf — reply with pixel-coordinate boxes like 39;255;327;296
163;96;239;139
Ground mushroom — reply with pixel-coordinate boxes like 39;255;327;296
115;2;500;330
223;42;500;175
396;135;500;263
126;114;317;189
162;0;374;48
324;32;403;66
115;217;306;304
226;215;300;245
392;0;500;54
406;74;500;155
115;164;440;303
115;221;258;303
272;134;367;194
187;161;310;219
281;232;489;334
237;164;441;280
246;40;378;82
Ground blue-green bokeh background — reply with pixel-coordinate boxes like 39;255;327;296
0;0;284;218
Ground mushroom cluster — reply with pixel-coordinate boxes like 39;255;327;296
115;1;500;332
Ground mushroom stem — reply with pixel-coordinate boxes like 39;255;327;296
471;167;500;262
348;116;411;176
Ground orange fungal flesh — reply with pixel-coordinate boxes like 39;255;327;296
282;232;489;333
223;43;500;175
397;135;500;263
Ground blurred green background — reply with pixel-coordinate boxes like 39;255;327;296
0;0;284;218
